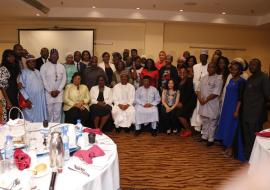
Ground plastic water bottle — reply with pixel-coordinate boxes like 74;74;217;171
4;135;14;160
62;126;70;161
76;119;83;132
4;135;14;170
75;120;83;146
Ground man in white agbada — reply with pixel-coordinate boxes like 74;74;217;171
19;55;48;122
40;49;66;123
112;71;135;133
134;76;160;136
197;62;223;146
191;49;209;132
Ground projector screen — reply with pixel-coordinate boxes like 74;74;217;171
19;29;94;63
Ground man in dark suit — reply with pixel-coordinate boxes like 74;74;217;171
36;47;49;70
74;51;86;75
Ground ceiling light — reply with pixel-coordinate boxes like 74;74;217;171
92;6;96;8
36;13;40;16
221;12;226;15
179;9;184;12
136;7;140;10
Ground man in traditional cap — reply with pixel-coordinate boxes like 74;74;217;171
134;75;160;136
19;55;48;122
36;47;49;71
112;70;135;133
191;49;209;134
242;58;270;159
197;62;223;146
40;49;66;123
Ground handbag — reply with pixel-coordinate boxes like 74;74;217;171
18;92;28;109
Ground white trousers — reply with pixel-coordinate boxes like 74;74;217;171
190;100;202;131
201;116;218;142
112;105;135;128
47;103;62;123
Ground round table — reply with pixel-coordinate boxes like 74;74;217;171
0;122;120;190
249;129;270;174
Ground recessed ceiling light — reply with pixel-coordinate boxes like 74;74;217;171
221;12;227;15
179;9;184;12
92;6;96;8
36;13;40;16
136;7;140;10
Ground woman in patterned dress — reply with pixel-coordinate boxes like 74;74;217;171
0;64;11;123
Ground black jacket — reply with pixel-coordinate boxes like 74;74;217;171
36;57;46;71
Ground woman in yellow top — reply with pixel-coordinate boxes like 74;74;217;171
63;72;90;126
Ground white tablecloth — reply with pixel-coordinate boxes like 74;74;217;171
0;122;120;190
249;129;270;174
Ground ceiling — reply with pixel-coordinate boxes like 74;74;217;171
40;0;270;16
0;0;270;26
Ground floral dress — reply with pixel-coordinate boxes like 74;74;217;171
0;66;10;123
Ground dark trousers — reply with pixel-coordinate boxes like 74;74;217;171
160;106;178;131
65;107;90;127
242;120;263;160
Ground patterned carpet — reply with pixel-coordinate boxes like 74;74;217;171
107;115;270;190
108;131;246;190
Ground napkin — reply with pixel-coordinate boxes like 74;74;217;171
13;148;31;170
73;145;105;164
256;131;270;138
83;128;103;135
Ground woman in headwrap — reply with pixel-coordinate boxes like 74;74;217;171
221;57;248;109
64;52;77;84
155;51;166;70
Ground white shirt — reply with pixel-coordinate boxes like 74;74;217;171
40;61;67;104
193;63;209;91
98;62;116;72
113;83;135;106
42;58;48;64
90;85;113;106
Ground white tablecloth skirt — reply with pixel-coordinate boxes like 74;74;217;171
249;129;270;174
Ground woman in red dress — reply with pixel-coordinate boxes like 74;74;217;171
141;58;159;88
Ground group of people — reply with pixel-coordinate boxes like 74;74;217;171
0;44;269;162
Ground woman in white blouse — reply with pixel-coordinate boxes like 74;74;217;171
90;75;113;129
98;52;116;87
63;72;90;126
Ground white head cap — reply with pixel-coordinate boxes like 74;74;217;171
200;49;209;55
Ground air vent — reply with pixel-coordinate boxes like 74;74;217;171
21;0;50;14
